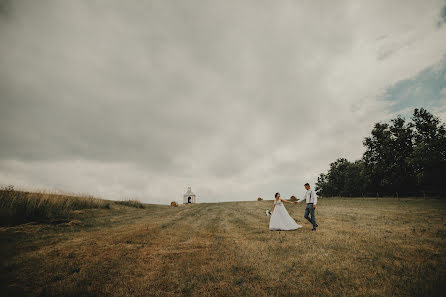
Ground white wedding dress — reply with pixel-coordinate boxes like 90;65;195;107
269;200;302;231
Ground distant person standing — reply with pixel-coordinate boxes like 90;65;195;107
295;183;318;231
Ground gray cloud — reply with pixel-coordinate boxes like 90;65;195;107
441;4;446;23
1;0;446;203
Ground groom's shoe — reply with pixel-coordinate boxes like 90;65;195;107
316;224;319;228
312;228;317;231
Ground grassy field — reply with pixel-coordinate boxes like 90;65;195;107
0;187;145;226
1;196;445;296
0;187;112;226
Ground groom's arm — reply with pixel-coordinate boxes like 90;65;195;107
296;197;305;203
312;191;318;208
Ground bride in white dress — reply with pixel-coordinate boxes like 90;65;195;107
269;193;302;231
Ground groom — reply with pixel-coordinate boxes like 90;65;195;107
295;183;318;231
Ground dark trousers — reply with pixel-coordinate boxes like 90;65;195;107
304;203;317;229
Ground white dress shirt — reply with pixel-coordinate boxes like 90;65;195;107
298;189;318;205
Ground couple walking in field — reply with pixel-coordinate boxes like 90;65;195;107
269;183;318;231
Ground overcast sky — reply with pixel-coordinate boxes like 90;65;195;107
1;0;446;204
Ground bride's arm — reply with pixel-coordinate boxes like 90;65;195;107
271;199;278;211
279;198;294;204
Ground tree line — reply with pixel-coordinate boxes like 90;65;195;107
315;108;446;197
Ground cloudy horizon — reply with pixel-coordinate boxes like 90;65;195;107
1;0;446;204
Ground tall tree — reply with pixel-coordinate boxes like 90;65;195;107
316;159;365;197
362;122;393;195
388;116;416;195
411;108;446;195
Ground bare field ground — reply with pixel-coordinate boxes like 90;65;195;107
1;198;445;297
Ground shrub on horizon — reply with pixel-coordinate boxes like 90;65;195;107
115;199;145;209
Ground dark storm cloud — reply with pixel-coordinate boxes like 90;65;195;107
0;1;328;168
1;0;446;202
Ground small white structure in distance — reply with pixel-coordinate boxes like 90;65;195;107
183;187;196;204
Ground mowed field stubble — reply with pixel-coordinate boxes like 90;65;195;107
1;197;445;297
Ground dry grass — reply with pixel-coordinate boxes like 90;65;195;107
0;187;148;226
1;197;445;296
0;186;111;226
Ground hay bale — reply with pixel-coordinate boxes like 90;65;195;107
257;197;263;201
289;196;297;201
170;201;178;207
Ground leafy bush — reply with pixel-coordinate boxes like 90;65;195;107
115;199;145;209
